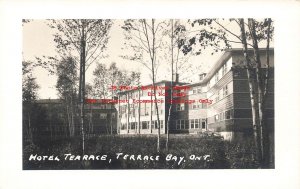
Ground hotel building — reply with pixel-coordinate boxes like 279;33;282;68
117;48;274;139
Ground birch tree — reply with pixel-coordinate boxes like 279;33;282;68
122;19;168;152
55;56;78;137
22;61;40;143
184;18;274;167
45;19;113;155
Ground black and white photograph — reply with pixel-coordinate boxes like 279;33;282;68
22;18;274;169
1;1;300;189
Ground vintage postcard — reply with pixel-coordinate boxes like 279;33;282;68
22;18;274;169
1;1;300;189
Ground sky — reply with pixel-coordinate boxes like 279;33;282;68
22;19;271;99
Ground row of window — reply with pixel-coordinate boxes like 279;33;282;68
120;89;167;100
62;112;116;119
208;61;229;90
214;109;233;122
215;84;229;102
120;120;164;130
215;62;228;83
192;101;207;109
175;103;185;111
191;87;202;94
174;101;208;111
175;119;206;130
87;104;112;110
99;113;116;119
120;104;164;117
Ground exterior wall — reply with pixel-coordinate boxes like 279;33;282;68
117;49;274;138
33;100;118;136
207;69;234;132
85;103;118;134
232;68;274;132
185;84;208;134
118;82;170;135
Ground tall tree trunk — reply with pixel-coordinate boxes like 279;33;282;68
239;18;262;165
248;18;272;167
248;19;265;163
27;112;33;143
80;23;86;155
261;18;272;167
70;94;75;137
111;82;114;135
66;97;71;138
151;19;161;153
138;88;141;134
166;19;174;151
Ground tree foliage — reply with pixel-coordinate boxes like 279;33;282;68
22;61;39;102
56;57;78;99
92;62;141;98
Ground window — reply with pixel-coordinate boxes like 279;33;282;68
151;121;155;129
215;91;220;102
185;120;189;129
106;104;111;109
180;103;184;111
142;121;149;129
223;85;228;97
160;120;164;129
190;119;201;129
193;88;197;94
199;74;206;81
214;114;219;122
121;123;126;130
180;120;185;129
197;87;202;94
225;110;232;120
220;112;224;121
176;120;180;129
195;101;200;109
100;104;106;109
222;62;227;76
130;122;136;130
176;103;184;111
145;105;149;116
121;105;127;114
195;119;199;128
215;72;219;83
192;103;197;109
190;119;195;129
141;104;145;116
201;119;206;129
176;120;187;129
100;113;107;119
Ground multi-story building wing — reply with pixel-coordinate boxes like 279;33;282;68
118;81;189;134
205;49;274;139
30;99;118;137
117;48;274;140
